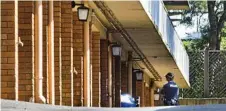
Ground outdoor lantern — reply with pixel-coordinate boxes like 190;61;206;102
135;70;143;81
154;89;160;100
77;5;89;21
71;1;89;22
112;44;122;57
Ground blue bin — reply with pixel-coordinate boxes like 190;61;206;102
120;93;137;107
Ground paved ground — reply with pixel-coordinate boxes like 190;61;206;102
1;99;226;111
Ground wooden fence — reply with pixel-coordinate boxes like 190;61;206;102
180;50;226;98
155;98;226;106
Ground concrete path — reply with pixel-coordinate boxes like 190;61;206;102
1;99;226;111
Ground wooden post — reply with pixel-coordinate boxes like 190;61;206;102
107;32;112;107
83;2;91;107
204;48;209;97
150;80;155;106
132;69;136;98
108;46;112;107
112;57;115;107
0;0;1;100
127;51;133;96
48;0;55;105
114;56;121;107
141;81;145;107
14;0;19;101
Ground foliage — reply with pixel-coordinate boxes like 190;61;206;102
180;1;208;27
180;1;226;50
183;26;209;51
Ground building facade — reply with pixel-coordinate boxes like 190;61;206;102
1;0;189;107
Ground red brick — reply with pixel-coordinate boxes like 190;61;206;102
1;3;14;10
2;64;14;70
7;58;15;63
1;88;15;93
7;82;14;87
2;16;14;22
2;28;14;33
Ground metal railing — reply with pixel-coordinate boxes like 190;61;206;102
140;0;190;85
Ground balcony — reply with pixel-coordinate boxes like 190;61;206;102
140;0;189;87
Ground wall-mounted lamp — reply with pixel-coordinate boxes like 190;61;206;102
111;44;122;57
154;89;160;100
71;1;89;22
133;69;143;81
109;42;122;57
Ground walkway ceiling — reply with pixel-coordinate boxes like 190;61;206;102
89;1;189;88
164;0;190;10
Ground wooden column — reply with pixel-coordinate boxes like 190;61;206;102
204;48;209;97
114;56;121;107
150;85;155;106
108;34;112;107
127;51;133;95
83;2;91;107
48;0;55;105
132;69;136;98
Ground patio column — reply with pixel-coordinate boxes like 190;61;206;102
48;0;54;105
108;48;113;107
83;2;91;107
150;84;155;106
114;56;121;107
127;51;133;95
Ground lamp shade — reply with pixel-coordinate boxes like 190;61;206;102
77;5;89;21
136;70;143;81
112;44;121;56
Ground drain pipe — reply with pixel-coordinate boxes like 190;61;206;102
14;0;19;101
35;1;46;103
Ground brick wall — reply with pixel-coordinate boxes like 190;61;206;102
1;1;16;100
54;1;61;105
121;61;128;94
100;40;109;107
61;1;73;106
42;1;48;102
18;1;33;102
1;1;109;107
145;87;150;106
73;12;84;106
91;32;101;107
136;81;143;106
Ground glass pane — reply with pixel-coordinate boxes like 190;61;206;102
78;9;88;20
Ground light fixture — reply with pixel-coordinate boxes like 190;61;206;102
71;1;89;22
154;89;160;100
111;44;122;57
134;69;143;81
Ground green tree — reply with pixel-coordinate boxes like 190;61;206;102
180;1;226;50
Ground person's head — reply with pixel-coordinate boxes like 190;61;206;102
165;72;174;81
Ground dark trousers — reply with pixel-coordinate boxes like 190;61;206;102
163;100;179;106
